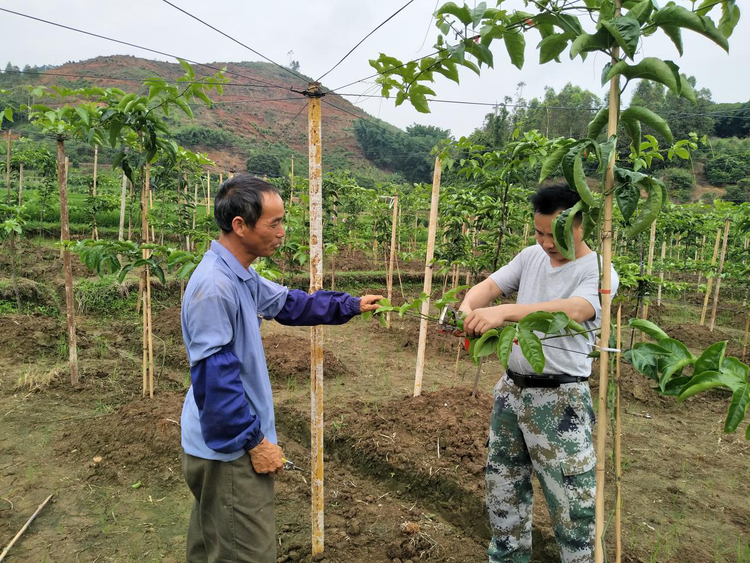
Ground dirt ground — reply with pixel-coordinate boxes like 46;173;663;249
1;240;749;562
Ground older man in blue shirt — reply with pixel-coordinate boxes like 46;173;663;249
180;175;381;562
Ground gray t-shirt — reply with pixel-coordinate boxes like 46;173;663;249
489;244;619;378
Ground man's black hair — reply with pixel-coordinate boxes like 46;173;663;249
529;183;581;215
214;174;280;233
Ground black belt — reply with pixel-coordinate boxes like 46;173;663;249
506;369;586;389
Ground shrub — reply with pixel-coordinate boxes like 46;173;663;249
246;154;281;178
704;153;750;185
723;178;750;203
659;167;695;202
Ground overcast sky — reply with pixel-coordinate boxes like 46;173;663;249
2;0;748;137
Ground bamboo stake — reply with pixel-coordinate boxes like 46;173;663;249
709;217;731;332
5;130;9;203
206;171;211;215
0;494;54;562
386;195;398;328
307;83;325;557
615;306;623;563
118;174;127;242
697;234;707;284
61;157;69;258
17;163;22;206
290;155;294;200
145;164;154;397
640;220;657;339
742;311;749;362
656;240;667;306
57;141;79;387
414;157;442;397
92;144;98;240
594;10;620;559
192;182;198;234
700;228;723;326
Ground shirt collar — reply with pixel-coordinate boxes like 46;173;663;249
211;240;253;282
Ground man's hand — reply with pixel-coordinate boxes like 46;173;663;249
464;305;508;337
359;294;384;313
249;437;284;475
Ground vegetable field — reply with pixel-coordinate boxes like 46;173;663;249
1;0;750;561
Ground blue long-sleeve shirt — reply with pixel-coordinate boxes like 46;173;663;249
180;240;361;461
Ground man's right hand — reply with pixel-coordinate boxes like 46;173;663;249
249;437;284;474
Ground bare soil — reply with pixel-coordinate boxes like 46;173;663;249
1;240;749;562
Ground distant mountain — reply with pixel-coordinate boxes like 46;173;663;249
1;55;402;176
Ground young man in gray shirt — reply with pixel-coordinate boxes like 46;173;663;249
460;183;618;563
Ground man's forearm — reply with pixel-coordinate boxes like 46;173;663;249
499;297;594;324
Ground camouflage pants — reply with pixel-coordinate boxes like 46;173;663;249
486;375;596;563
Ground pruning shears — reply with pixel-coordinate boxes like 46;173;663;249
438;305;463;336
282;458;304;472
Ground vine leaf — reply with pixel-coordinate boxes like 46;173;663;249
497;325;516;369
517;330;545;373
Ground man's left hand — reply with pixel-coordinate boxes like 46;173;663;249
359;295;384;313
464;305;507;337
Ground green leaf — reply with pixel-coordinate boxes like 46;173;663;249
604;57;681;96
539;140;575;182
678;370;726;400
571;153;596;207
538;33;572;64
587;107;609;139
678;73;697;103
497;325;516;368
726;383;750;433
503;29;526;70
651;3;729;52
628;318;669;341
625;342;671;381
569;28;611;60
619;111;642;155
621;106;673;144
661;25;684;55
177;58;196;79
694;341;728;374
436;2;474;25
547;312;571;335
627;177;666;237
551;202;581;261
627;0;654;25
473;329;500;359
518;311;555;333
517;330;545;373
600;15;641;59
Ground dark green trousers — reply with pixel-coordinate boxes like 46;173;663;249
182;452;276;563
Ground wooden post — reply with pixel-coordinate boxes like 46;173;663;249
640;221;657;340
697;234;707;284
656;239;667;306
17;163;22;206
290;155;294;200
700;227;722;326
206;171;211;215
615;305;623;563
57;139;79;387
742;311;749;362
386;195;398;328
5;130;9;203
414;157;442;397
307;83;325;557
594;8;620;558
709;217;731;332
219;172;223;185
118;174;127;242
92;144;99;240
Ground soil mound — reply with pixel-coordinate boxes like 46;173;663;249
60;391;185;486
264;333;352;383
334;387;493;494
